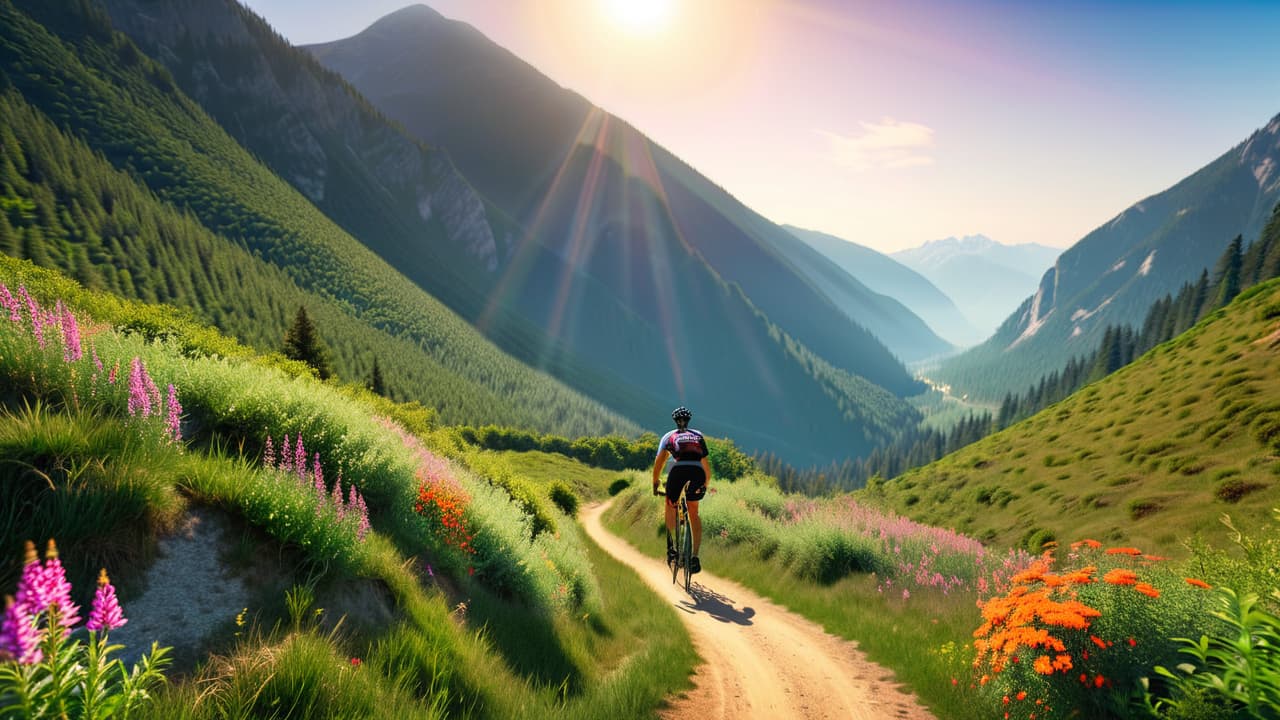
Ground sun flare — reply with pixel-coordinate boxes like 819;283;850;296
600;0;677;35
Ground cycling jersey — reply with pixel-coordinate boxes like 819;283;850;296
657;428;708;463
658;428;708;502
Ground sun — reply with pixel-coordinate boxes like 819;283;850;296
600;0;677;35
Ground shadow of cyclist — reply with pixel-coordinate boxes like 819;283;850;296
675;583;756;625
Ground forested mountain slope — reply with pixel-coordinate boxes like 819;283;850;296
862;275;1280;556
935;115;1280;400
0;0;633;435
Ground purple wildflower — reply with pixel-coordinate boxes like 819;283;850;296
107;360;118;384
0;284;20;323
127;358;151;417
165;384;182;443
18;286;39;338
14;541;47;618
41;540;81;633
0;596;41;665
58;302;82;362
92;345;103;373
264;436;275;468
313;460;326;497
313;454;324;491
86;569;127;632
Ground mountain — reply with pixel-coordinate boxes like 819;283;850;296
891;234;1060;339
73;0;922;464
785;225;982;348
304;5;950;366
0;0;632;435
934;115;1280;401
861;273;1280;556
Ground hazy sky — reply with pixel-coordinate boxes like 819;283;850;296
241;0;1280;253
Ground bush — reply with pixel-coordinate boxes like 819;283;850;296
548;481;579;517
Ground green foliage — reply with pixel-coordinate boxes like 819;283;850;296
0;5;635;436
282;306;331;381
1149;588;1280;719
548;481;579;517
0;633;170;720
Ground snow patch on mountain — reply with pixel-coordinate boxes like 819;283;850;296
1108;259;1126;274
1139;250;1156;277
1255;157;1275;188
1010;283;1052;348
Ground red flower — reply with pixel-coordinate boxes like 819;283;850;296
1105;547;1142;556
1185;577;1211;589
350;657;361;667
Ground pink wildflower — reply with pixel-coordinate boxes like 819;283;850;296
355;490;370;541
86;569;127;632
107;360;118;384
294;436;306;481
143;362;161;413
0;596;41;665
313;453;324;491
0;283;20;322
58;302;82;362
41;540;81;633
165;384;182;443
280;434;292;474
332;482;346;522
264;436;275;468
127;358;151;417
14;541;47;618
92;345;103;373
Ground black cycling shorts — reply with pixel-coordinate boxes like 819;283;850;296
665;463;707;503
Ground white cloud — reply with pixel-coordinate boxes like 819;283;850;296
821;117;935;171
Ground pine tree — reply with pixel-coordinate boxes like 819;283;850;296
283;306;332;380
367;357;386;396
1213;235;1243;309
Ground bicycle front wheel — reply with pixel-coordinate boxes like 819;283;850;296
681;512;693;592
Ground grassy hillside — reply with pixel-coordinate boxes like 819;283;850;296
0;0;634;436
861;276;1280;556
0;255;696;718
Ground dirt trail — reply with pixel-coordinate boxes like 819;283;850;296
582;501;936;720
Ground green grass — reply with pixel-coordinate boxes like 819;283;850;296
863;278;1280;558
0;267;697;719
603;486;985;720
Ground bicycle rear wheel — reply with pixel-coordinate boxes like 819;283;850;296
680;502;693;592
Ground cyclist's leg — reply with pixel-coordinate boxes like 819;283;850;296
663;474;685;557
687;500;701;556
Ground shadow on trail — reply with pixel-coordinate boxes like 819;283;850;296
675;582;756;625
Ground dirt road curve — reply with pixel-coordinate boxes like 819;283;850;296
582;501;936;720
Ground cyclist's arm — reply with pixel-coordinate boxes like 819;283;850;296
652;449;670;494
700;456;711;493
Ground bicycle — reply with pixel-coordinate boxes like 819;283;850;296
655;485;693;592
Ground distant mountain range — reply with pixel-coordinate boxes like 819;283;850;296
305;4;952;369
784;225;982;349
936;114;1280;400
891;235;1060;341
34;0;934;464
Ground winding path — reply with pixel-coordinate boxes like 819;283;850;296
582;501;936;720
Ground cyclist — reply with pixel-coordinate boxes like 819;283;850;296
652;406;711;573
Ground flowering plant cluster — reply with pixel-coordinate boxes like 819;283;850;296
262;433;371;542
0;540;169;718
375;418;475;557
971;540;1209;718
0;283;182;444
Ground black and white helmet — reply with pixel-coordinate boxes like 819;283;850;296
671;406;692;424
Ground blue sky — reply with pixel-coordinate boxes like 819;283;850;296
241;0;1280;252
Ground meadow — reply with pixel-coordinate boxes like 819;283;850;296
0;256;696;719
606;474;1279;719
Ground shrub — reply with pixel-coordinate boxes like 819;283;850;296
1214;480;1267;504
972;541;1207;719
548;481;579;517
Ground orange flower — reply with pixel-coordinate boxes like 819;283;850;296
1134;582;1160;598
1185;577;1212;589
1105;547;1142;556
1033;656;1053;675
1081;539;1102;548
1090;635;1107;650
1102;569;1138;586
1016;691;1027;701
1093;674;1107;688
1061;566;1097;584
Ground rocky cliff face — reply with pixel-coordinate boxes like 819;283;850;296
101;0;509;279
